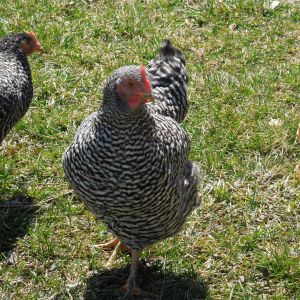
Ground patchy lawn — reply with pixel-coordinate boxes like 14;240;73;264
0;0;299;299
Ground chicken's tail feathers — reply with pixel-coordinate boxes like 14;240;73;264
159;39;186;65
146;39;188;123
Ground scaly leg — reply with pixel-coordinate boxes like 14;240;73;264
121;250;158;298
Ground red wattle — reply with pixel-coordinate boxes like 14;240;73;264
128;94;141;108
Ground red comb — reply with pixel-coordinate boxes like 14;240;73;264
27;31;37;40
140;66;152;93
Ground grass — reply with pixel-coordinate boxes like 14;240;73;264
0;0;299;299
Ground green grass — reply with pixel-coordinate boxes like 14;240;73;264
0;0;299;299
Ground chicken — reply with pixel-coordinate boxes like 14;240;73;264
0;32;43;143
63;64;200;296
96;40;190;256
147;39;188;123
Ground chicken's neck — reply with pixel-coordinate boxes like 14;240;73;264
97;106;156;136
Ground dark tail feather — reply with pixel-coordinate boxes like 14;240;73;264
159;39;186;65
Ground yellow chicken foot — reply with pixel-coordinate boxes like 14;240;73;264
96;238;119;249
94;238;131;268
95;238;130;252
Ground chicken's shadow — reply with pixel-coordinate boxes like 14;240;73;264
0;193;37;258
84;261;208;300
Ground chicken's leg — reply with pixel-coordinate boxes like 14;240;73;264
121;250;158;298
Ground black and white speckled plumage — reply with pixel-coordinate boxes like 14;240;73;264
63;64;200;251
146;39;188;123
0;33;33;143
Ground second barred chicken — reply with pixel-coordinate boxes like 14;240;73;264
0;32;43;143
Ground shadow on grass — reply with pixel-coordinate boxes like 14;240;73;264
83;261;208;300
0;193;37;258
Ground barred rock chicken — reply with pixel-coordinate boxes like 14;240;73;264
0;32;43;143
63;42;200;296
146;39;188;123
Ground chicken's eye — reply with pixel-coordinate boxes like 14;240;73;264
127;80;134;87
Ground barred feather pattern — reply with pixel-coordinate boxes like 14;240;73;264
63;66;200;250
146;39;188;123
0;34;33;143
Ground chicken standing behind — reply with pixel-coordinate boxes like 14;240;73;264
0;32;43;143
63;43;200;296
146;39;189;123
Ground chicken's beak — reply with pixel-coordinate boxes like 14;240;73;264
33;41;45;54
36;46;45;54
141;93;155;104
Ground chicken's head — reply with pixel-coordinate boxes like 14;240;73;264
19;32;44;55
103;65;154;113
0;32;44;55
